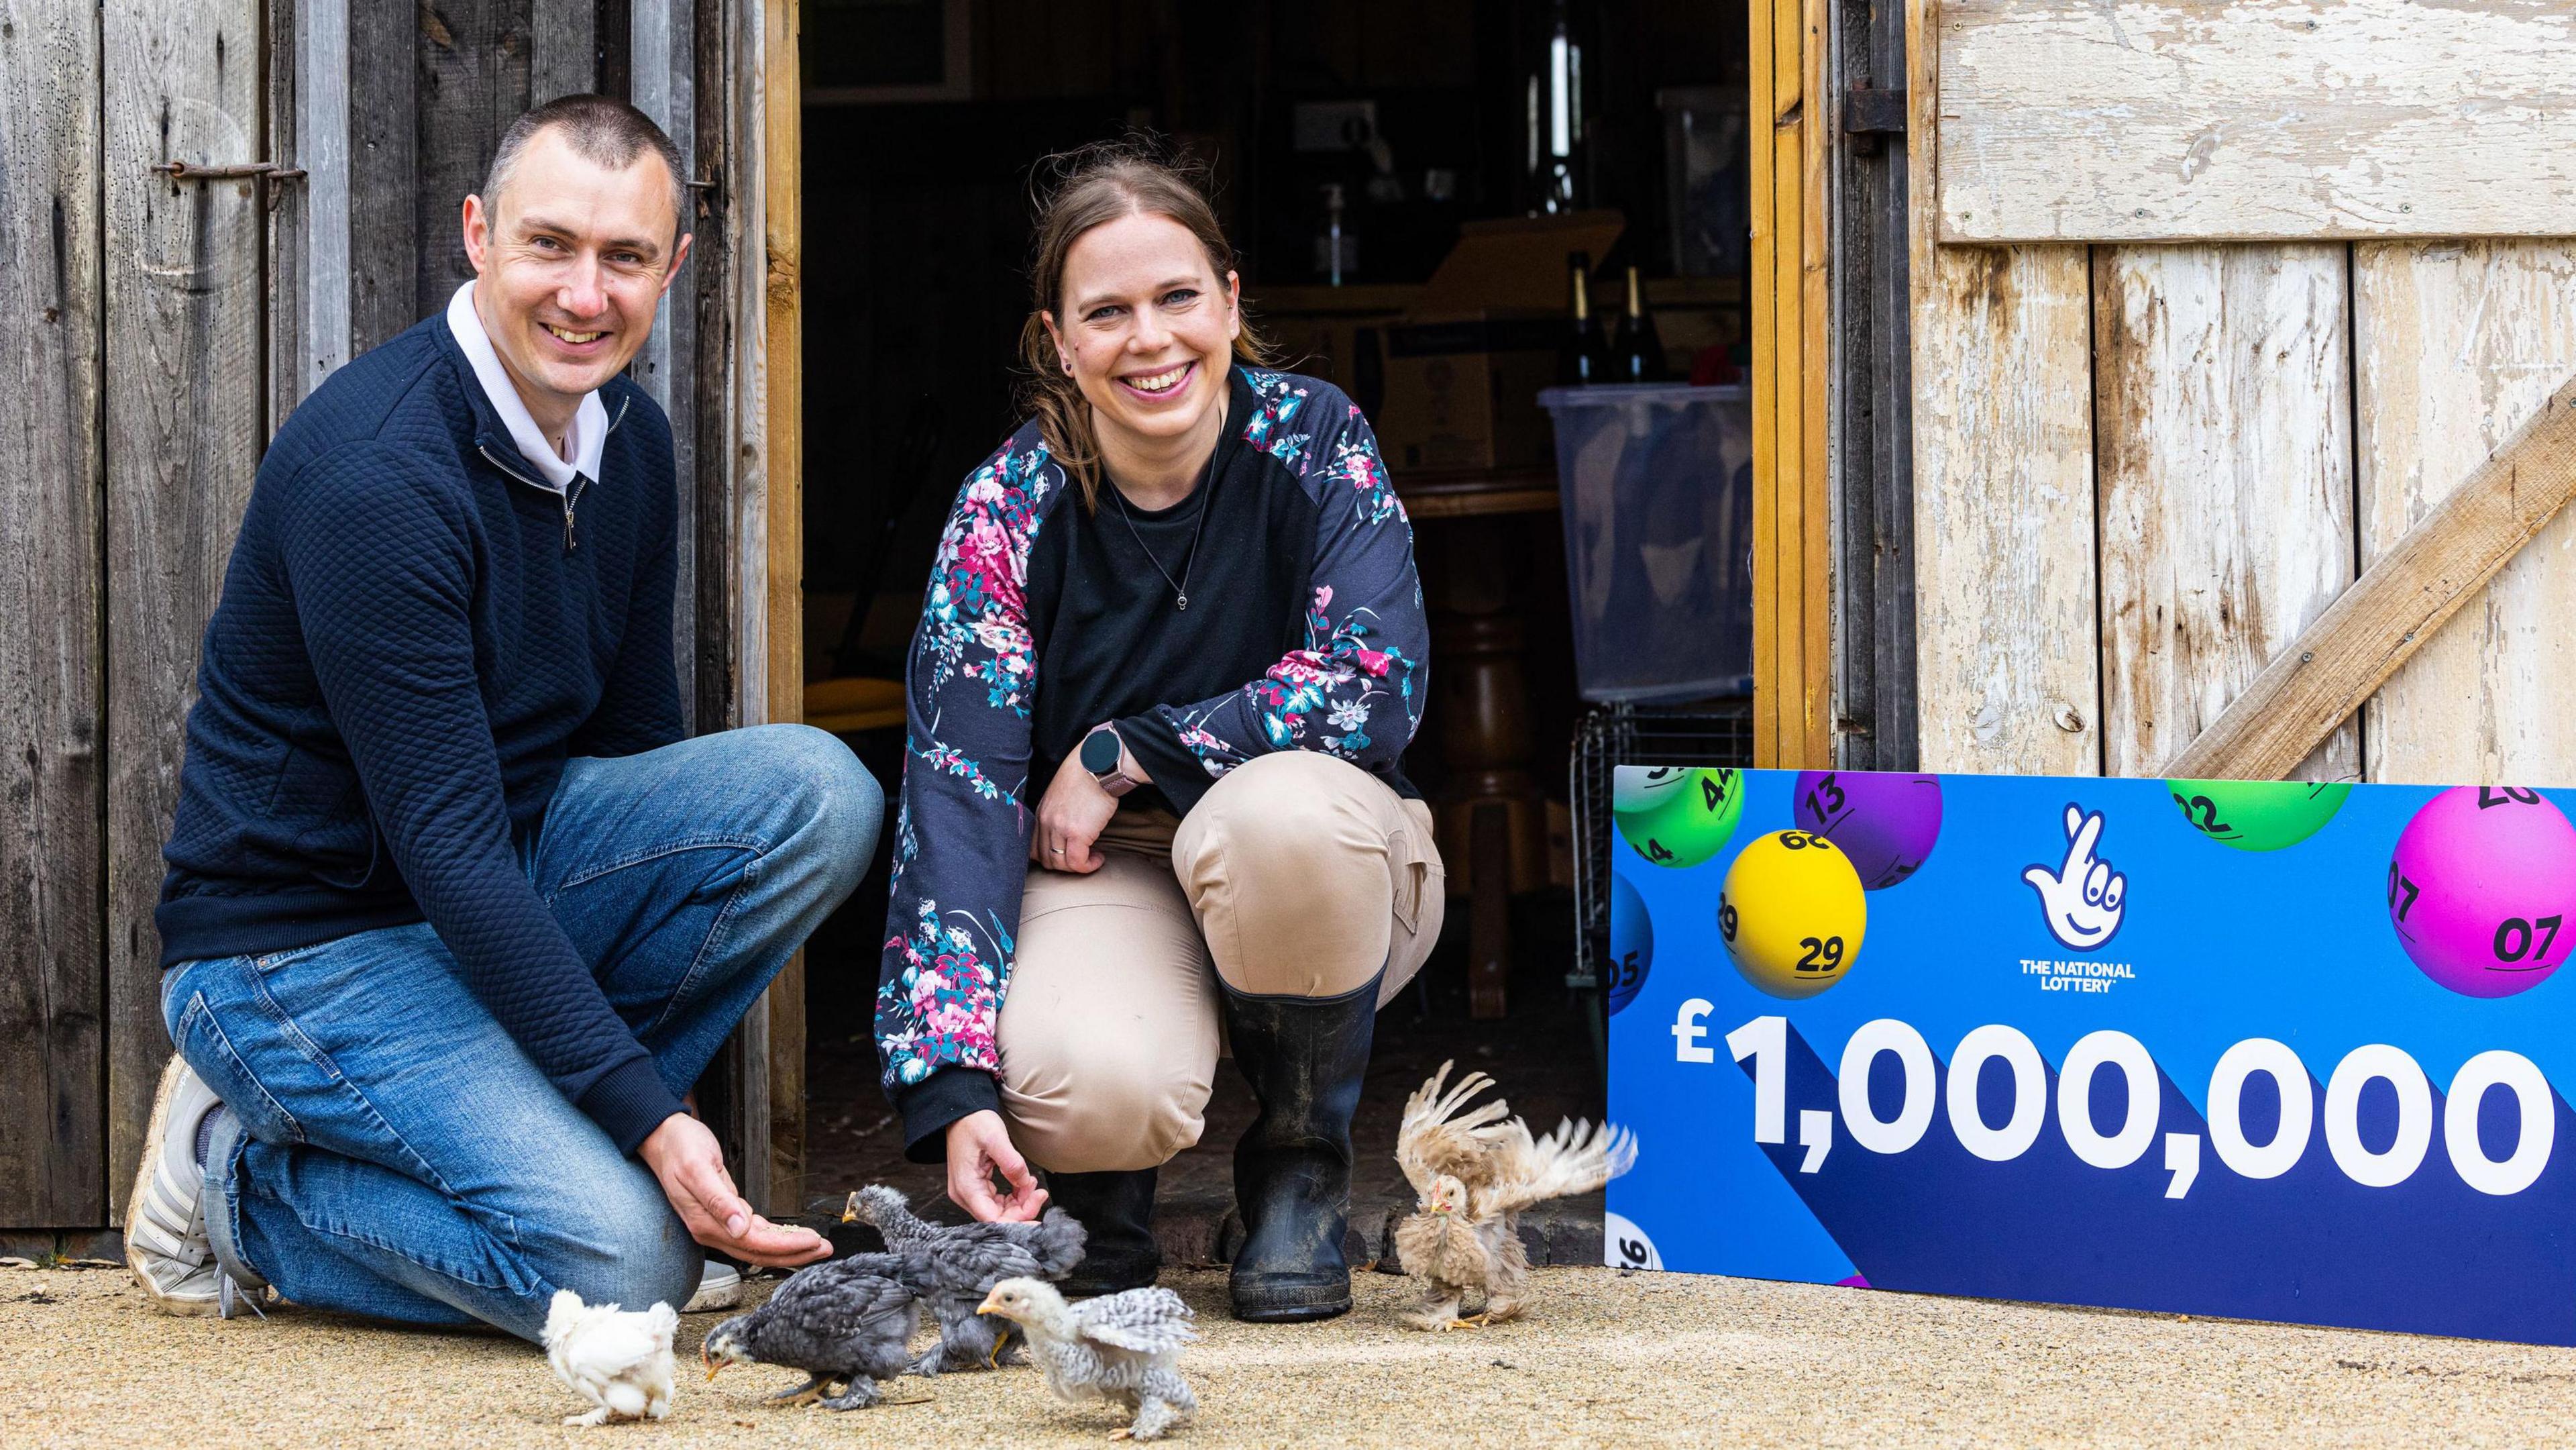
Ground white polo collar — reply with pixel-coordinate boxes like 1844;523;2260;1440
445;281;608;491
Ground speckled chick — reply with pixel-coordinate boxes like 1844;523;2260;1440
975;1278;1199;1441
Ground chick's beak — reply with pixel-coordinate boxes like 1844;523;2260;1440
840;1191;860;1223
975;1290;1006;1317
702;1343;720;1382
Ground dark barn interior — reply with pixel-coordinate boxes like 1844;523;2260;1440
786;0;1751;1251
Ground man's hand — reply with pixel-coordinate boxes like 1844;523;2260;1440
1030;758;1120;874
639;1113;828;1269
945;1109;1048;1223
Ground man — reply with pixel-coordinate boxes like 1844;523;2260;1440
122;95;876;1341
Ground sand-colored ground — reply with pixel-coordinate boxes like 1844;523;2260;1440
7;1262;2572;1447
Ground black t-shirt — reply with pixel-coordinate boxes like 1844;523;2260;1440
1022;368;1409;815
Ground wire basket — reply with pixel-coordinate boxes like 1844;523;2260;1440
1568;701;1755;1063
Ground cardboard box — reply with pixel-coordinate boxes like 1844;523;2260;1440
1371;210;1624;475
1375;311;1562;472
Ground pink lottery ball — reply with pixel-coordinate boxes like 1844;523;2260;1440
2387;786;2576;998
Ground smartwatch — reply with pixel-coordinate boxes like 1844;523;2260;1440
1079;724;1137;797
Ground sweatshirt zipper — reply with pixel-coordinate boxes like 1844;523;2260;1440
477;395;623;554
477;443;583;553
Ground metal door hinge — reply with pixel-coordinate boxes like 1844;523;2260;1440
151;160;308;183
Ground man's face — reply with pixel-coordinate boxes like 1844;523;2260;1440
461;127;692;413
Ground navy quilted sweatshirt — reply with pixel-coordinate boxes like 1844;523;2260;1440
157;311;686;1152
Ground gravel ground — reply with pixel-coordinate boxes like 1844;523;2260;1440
10;1263;2576;1447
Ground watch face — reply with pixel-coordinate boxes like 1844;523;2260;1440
1080;729;1121;775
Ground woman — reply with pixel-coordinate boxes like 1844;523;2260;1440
875;142;1444;1324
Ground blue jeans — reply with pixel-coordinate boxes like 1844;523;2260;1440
160;725;881;1342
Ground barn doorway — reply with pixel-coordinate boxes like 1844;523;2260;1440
786;1;1752;1249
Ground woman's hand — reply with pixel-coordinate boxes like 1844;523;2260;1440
1030;758;1120;873
945;1110;1049;1222
639;1112;830;1269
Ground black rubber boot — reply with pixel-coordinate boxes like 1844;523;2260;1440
1222;974;1380;1323
1044;1168;1163;1296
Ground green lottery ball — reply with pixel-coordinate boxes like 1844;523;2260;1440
2165;778;2353;852
1614;766;1744;869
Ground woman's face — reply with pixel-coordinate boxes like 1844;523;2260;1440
1044;211;1240;453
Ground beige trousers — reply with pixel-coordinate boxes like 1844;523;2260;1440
996;751;1446;1173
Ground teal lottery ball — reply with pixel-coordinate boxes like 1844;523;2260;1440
1606;874;1653;1015
1613;766;1744;869
2166;778;2353;852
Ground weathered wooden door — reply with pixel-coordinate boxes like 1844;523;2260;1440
0;0;266;1233
1907;0;2576;784
0;0;801;1233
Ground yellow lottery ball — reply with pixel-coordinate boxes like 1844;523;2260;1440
1719;829;1868;999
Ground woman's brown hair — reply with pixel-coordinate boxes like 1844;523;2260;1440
1017;138;1276;511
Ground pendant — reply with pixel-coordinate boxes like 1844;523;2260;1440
1176;594;1189;611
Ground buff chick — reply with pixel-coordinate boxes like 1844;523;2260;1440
1391;1061;1637;1331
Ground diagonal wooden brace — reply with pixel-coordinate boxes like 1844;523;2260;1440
2163;374;2576;781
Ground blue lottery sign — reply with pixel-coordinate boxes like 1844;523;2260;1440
1606;767;2576;1344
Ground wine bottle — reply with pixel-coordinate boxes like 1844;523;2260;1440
1558;251;1610;386
1613;265;1668;382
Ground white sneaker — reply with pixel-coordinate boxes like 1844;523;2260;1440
684;1259;743;1312
123;1055;231;1316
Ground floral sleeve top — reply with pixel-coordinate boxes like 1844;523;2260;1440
874;368;1428;1154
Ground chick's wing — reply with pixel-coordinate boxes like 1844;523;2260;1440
1071;1287;1200;1354
1395;1060;1518;1196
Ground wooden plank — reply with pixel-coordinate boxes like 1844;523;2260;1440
1937;0;2576;244
1750;0;1831;770
531;0;596;102
346;0;415;353
689;0;731;737
2357;243;2576;786
2096;244;2358;782
1748;0;1782;767
1906;0;2098;776
1828;0;1919;771
631;0;697;730
1794;0;1831;770
415;0;531;320
102;0;267;1223
268;0;311;421
0;0;107;1227
760;0;804;1216
2162;370;2576;781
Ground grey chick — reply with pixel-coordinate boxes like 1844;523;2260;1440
701;1251;922;1411
977;1278;1199;1441
841;1184;1087;1375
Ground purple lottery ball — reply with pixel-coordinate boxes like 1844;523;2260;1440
1792;770;1944;890
2387;786;2576;998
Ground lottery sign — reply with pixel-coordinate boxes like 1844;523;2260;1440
1606;768;2576;1344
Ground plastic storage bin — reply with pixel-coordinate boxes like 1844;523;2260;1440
1539;383;1754;703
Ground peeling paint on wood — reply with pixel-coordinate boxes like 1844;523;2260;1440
1939;0;2576;243
1910;0;2100;777
2096;244;2357;782
2358;242;2576;786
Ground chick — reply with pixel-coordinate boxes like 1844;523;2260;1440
543;1288;678;1427
1392;1061;1638;1331
702;1251;922;1410
976;1278;1199;1441
841;1184;1087;1374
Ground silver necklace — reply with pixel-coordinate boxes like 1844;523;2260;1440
1110;447;1217;611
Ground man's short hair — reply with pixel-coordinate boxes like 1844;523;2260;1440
482;95;688;242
